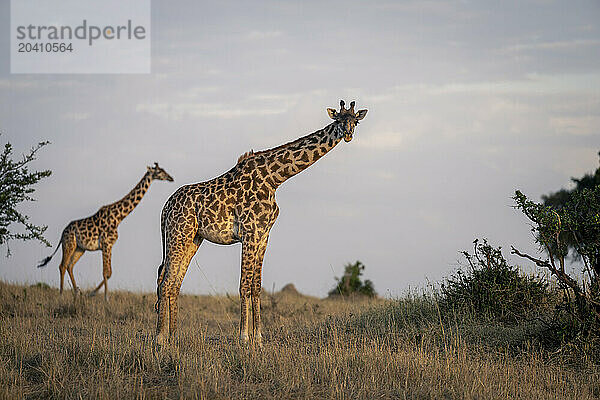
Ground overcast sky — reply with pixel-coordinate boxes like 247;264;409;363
1;0;599;297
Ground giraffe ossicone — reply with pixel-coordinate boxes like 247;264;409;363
37;163;174;301
155;100;368;347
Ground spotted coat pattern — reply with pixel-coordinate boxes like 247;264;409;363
155;101;368;346
38;164;174;301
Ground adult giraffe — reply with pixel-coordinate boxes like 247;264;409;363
155;100;367;346
38;163;174;300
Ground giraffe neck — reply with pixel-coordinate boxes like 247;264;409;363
257;122;344;187
109;172;153;222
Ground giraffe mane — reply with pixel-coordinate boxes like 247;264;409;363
237;150;255;164
239;123;336;162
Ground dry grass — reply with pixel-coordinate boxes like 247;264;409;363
0;281;598;399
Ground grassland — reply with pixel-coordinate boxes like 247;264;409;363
0;281;598;399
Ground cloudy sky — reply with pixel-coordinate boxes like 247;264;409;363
0;0;599;297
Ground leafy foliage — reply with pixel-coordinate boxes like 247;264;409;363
439;239;549;322
0;137;51;255
329;261;376;298
512;186;600;333
540;152;600;263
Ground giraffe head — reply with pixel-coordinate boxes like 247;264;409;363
327;100;368;142
147;162;174;182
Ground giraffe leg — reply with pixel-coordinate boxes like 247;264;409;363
91;279;105;294
156;255;178;346
156;274;185;344
168;293;178;338
59;261;68;295
251;237;269;347
239;284;251;344
251;293;261;346
66;248;84;296
156;286;170;346
58;234;76;295
91;244;113;301
168;238;201;339
156;233;200;345
239;236;261;344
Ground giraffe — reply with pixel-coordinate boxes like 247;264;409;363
155;100;367;346
37;163;174;301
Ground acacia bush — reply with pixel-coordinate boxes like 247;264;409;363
329;261;376;298
0;136;51;255
512;187;600;335
439;239;549;323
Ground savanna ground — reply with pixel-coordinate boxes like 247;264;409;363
0;280;599;399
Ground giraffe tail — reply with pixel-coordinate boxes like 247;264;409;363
154;263;165;313
37;241;61;268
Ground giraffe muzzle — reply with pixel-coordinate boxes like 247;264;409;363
344;134;353;142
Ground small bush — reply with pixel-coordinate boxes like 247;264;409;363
30;282;51;290
439;239;549;322
0;137;52;255
329;261;376;298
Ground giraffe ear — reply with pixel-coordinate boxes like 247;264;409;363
327;108;337;120
356;109;368;121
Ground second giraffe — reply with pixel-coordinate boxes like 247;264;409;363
155;100;367;346
38;163;174;300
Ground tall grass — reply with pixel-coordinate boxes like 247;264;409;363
0;281;598;399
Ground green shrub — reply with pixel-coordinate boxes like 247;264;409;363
513;187;600;333
30;282;51;290
329;261;376;298
0;137;51;255
439;239;549;323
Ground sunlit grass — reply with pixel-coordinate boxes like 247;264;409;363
0;281;598;399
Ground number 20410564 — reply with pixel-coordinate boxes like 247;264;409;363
18;42;73;52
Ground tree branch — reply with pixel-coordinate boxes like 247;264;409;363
511;246;581;295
